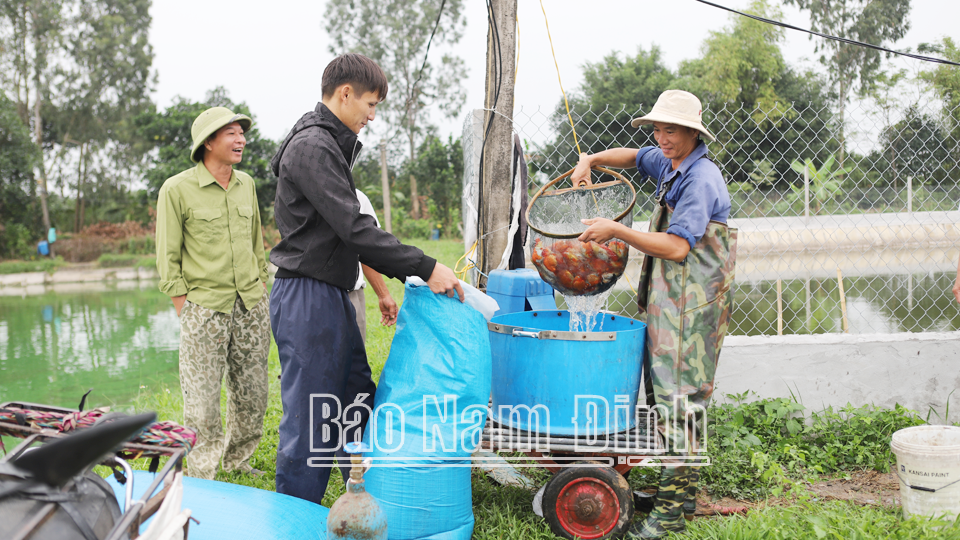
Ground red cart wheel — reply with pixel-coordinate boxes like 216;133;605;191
542;463;634;539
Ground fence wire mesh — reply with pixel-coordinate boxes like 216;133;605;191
499;100;960;336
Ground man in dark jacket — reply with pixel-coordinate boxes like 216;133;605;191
269;53;463;504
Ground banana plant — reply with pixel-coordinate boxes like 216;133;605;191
789;154;854;213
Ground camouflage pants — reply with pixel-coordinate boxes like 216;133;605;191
348;287;367;342
179;294;270;480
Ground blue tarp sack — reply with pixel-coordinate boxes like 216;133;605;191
363;281;492;540
37;241;49;256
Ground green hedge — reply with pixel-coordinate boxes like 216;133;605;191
0;257;64;275
97;253;141;268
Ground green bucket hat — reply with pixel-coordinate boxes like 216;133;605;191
190;107;252;163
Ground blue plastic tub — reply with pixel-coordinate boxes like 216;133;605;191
488;310;646;436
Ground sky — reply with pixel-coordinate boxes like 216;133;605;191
149;0;959;148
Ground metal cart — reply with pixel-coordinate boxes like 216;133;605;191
0;401;189;540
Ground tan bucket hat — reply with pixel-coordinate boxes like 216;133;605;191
190;107;252;163
630;90;715;142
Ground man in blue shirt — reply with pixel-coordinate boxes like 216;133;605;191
573;90;737;539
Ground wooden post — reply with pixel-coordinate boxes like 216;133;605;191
379;140;392;234
776;279;783;336
410;174;420;219
907;175;913;213
837;268;849;333
478;0;517;289
907;274;914;310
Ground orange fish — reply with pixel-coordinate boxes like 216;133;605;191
543;254;558;273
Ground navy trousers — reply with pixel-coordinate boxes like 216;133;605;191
270;277;377;505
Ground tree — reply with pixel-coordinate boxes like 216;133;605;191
324;0;467;219
0;0;65;246
789;153;853;213
676;0;796;186
920;38;960;136
877;106;954;190
0;0;157;238
136;88;278;215
678;0;791;125
55;0;155;232
400;135;463;233
0;92;40;258
536;46;676;184
783;0;912;162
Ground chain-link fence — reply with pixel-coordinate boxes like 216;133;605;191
499;100;960;336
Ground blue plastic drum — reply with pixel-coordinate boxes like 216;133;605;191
488;310;646;436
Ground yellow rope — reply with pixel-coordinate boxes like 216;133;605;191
625;269;637;295
455;240;479;281
539;0;581;156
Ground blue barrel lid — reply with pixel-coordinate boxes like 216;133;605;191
487;269;553;297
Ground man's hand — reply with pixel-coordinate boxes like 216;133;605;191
379;294;399;326
426;263;464;302
172;295;187;317
953;275;960;305
578;217;624;244
571;152;593;186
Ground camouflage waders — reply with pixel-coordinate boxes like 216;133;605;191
630;178;737;537
179;294;270;480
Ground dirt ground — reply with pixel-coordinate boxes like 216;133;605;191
799;469;901;507
690;469;902;516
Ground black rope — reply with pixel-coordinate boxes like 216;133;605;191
694;0;960;67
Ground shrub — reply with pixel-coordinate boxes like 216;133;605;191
97;253;141;268
0;257;64;275
0;223;38;260
394;218;433;240
57;222;157;262
700;393;927;499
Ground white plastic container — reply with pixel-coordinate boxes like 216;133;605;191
890;425;960;521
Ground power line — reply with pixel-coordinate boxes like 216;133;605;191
390;0;449;144
694;0;960;67
410;0;447;96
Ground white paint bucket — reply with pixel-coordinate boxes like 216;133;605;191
890;425;960;521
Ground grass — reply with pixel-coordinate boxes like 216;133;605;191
127;238;960;538
685;502;960;539
0;254;154;274
0;257;65;275
98;253;142;268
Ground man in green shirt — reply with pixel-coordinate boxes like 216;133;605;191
156;107;271;480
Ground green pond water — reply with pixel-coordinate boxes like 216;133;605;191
0;283;180;410
582;271;960;335
2;271;959;409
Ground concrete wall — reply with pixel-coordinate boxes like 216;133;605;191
0;264;277;296
0;267;161;296
717;332;960;424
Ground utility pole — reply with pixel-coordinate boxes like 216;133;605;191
478;0;517;289
379;140;393;234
